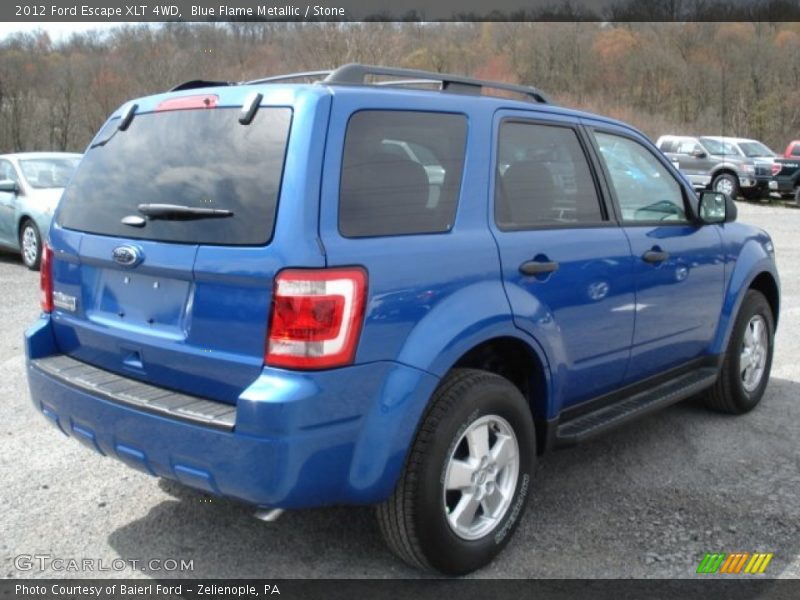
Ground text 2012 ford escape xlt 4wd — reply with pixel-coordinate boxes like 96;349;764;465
26;64;779;575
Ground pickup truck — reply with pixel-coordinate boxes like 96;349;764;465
770;158;800;202
656;135;774;200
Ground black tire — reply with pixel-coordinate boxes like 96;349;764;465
704;290;774;414
19;220;42;271
377;368;536;575
712;173;740;199
794;185;800;205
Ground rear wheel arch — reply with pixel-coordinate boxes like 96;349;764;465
448;336;550;455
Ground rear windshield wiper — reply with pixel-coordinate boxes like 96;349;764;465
136;203;234;220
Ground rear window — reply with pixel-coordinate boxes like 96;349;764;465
58;107;291;246
339;110;467;238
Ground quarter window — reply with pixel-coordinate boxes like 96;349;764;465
593;132;687;223
494;122;604;229
339;110;467;238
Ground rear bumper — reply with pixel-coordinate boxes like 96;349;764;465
25;316;440;508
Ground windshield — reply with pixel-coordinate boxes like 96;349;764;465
737;141;776;158
699;138;740;156
58;107;292;246
19;158;80;189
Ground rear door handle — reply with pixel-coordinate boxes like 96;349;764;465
642;249;670;263
519;260;560;275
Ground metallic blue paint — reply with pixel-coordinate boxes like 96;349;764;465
27;315;439;507
26;83;779;509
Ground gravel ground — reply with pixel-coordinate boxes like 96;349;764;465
1;201;798;580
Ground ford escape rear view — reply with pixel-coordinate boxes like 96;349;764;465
26;64;779;575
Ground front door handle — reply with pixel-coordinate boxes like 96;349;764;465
642;249;670;263
519;260;560;275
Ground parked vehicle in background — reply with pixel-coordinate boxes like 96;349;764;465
656;135;775;200
769;157;800;203
783;140;800;158
26;65;780;575
0;152;82;269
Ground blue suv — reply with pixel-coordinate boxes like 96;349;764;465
26;64;779;574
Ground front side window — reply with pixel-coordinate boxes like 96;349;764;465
677;140;703;155
593;132;687;223
339;110;467;238
494;121;604;229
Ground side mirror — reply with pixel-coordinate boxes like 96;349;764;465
0;179;18;194
691;149;707;159
698;190;737;224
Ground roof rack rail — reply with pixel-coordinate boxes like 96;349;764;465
169;80;233;92
169;64;550;104
244;70;332;85
324;63;550;104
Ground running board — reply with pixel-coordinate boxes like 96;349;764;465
555;368;718;446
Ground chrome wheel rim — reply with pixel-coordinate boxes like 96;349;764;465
443;414;519;541
740;315;768;393
715;177;735;195
22;226;38;266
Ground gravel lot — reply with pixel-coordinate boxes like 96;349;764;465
1;201;798;580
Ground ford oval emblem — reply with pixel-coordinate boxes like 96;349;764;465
112;245;142;267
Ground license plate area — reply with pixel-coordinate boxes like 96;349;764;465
86;269;191;336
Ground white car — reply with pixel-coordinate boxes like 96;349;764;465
0;152;82;269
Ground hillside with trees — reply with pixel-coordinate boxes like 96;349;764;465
1;22;799;152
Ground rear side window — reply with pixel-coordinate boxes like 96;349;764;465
58;107;291;246
339;110;467;238
495;121;604;229
792;144;800;157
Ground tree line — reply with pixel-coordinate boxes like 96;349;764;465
1;22;798;154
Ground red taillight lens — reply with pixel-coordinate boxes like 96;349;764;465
40;244;53;313
155;94;218;112
771;162;782;176
266;268;367;369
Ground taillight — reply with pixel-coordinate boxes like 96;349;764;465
266;268;367;369
40;244;53;313
771;163;782;176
